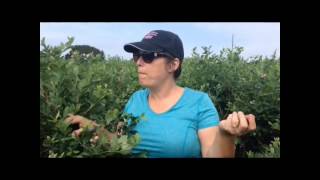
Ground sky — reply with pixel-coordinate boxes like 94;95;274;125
40;22;280;59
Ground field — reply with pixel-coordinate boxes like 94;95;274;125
40;37;280;158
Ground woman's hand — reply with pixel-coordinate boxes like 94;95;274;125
219;111;256;137
64;114;117;142
65;114;98;138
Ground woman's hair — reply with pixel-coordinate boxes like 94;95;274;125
165;56;182;80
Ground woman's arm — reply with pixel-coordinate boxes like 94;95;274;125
198;111;256;158
198;126;236;157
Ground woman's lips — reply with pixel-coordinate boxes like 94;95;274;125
138;72;147;78
138;71;147;75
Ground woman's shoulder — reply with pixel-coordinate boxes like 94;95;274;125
184;87;208;98
130;88;149;99
183;87;217;112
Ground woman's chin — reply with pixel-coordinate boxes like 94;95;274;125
139;80;152;88
139;79;147;86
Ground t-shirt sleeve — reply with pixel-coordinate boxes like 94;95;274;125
197;94;220;130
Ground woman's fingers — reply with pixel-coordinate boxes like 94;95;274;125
72;115;86;125
220;112;256;136
232;112;239;128
65;114;83;124
66;114;99;140
220;114;232;131
238;112;248;134
72;128;83;137
246;114;256;131
65;114;90;128
65;114;75;124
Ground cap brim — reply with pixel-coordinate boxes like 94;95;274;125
124;41;159;53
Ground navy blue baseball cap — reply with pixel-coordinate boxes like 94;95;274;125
124;30;184;60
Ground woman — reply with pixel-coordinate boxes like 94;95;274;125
66;30;256;158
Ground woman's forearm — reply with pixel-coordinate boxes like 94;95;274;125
206;128;236;158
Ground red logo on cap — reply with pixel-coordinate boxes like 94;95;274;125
144;31;158;39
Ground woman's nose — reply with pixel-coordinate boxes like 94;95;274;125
135;56;144;66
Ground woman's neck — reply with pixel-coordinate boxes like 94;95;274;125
149;80;180;101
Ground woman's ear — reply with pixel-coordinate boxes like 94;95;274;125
168;58;180;72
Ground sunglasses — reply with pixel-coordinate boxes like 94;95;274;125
132;52;174;63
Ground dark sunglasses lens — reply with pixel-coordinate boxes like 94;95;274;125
133;52;155;63
133;54;139;62
141;53;155;63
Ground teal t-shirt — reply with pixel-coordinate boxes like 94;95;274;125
123;87;220;158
